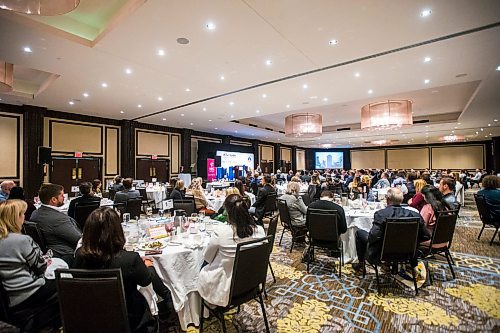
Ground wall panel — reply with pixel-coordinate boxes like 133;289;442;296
281;147;291;162
260;145;274;161
137;131;169;156
0;115;20;179
351;150;385;169
171;134;180;173
387;148;429;169
296;149;306;170
51;121;102;153
431;145;484;169
105;127;119;175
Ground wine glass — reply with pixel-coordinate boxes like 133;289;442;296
146;207;153;218
165;221;174;235
190;213;198;223
198;211;205;222
181;217;190;237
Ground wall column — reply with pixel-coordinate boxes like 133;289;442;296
121;120;137;178
22;105;46;198
491;137;500;173
180;129;192;172
274;143;281;173
291;146;297;173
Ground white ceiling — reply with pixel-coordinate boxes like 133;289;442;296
0;0;499;148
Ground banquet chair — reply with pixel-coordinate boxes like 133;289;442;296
419;209;459;281
263;193;277;218
138;188;156;213
301;193;311;207
199;236;272;333
474;194;499;245
363;218;420;295
22;222;48;254
173;198;196;216
126;198;143;219
266;214;279;284
56;269;131;333
305;208;343;277
277;200;307;253
73;202;101;230
108;188;117;200
0;279;59;333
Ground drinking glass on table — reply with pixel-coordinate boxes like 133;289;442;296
146;207;153;218
181;217;190;238
190;213;198;223
198;211;205;221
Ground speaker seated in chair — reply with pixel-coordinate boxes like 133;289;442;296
0;200;60;332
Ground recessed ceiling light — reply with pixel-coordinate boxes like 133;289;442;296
157;49;165;56
208;119;212;122
494;119;498;122
234;130;238;133
137;104;142;108
176;37;190;45
181;113;185;117
302;84;308;89
354;72;360;77
424;79;430;84
101;83;108;88
230;115;234;118
220;75;225;80
125;68;132;74
481;128;484;131
476;131;479;134
328;39;339;45
420;9;432;17
69;101;74;105
206;22;216;30
457;122;461;125
185;88;191;92
157;97;163;101
265;59;272;66
496;65;500;71
23;46;32;53
286;104;290;108
229;101;234;106
323;97;328;102
488;123;491;126
162;118;166;121
82;93;89;97
120;111;125;114
335;120;339;123
368;89;373;94
190;122;194;125
454;127;458;129
424;57;431;63
256;110;260;113
262;94;267;98
310;96;318;99
214;127;218;130
202;107;207;111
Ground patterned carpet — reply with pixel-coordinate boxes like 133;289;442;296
162;191;500;333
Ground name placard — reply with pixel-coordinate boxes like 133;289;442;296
148;226;168;239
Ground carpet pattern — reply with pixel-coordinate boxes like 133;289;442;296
162;192;500;333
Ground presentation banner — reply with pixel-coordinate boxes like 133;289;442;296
207;158;216;181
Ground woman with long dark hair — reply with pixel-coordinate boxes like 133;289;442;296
197;194;265;307
234;179;251;208
74;207;156;333
420;186;452;233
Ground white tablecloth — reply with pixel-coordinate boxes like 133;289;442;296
35;198;115;215
146;187;167;208
206;192;256;212
276;183;308;195
341;209;376;263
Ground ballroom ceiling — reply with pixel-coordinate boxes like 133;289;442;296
0;0;499;148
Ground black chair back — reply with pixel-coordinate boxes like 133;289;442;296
380;218;420;262
263;193;277;216
277;199;292;228
56;269;130;333
138;188;147;200
301;193;311;207
22;221;48;253
108;189;116;200
432;210;459;246
306;208;339;245
74;202;101;230
173;198;196;216
228;236;273;306
0;282;9;323
251;183;259;195
266;214;279;243
474;194;492;224
126;198;142;218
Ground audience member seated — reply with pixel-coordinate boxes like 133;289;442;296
406;172;417;200
92;179;102;195
30;183;81;265
8;186;37;220
477;175;500;222
213;187;240;222
234;179;251;208
308;190;347;236
439;176;460;210
408;179;428;212
352;188;430;272
421;172;433;186
470;168;482;188
373;172;390;189
307;174;322;202
74;207;156;332
113;178;141;205
420;186;452;233
280;182;308;227
0;180;15;202
189;180;215;215
0;200;57;318
111;175;124;192
169;179;186;200
67;182;101;219
250;175;277;224
197;194;266;307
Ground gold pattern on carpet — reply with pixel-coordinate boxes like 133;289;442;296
277;299;332;332
446;284;500;319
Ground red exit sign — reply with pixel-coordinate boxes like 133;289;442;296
74;152;83;158
152;154;158;160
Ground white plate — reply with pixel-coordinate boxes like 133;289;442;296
137;240;168;250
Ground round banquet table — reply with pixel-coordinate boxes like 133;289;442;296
341;208;376;263
206;192;256;212
146;187;167;208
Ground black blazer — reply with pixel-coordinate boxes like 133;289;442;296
74;250;155;333
252;184;276;219
68;195;101;218
367;205;430;264
307;199;347;235
169;188;185;200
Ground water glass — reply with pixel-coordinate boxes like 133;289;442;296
198;211;205;221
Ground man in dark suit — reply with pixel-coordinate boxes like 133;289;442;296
112;175;125;192
352;187;429;272
30;183;82;265
114;178;141;205
250;175;276;224
307;190;347;235
67;182;101;218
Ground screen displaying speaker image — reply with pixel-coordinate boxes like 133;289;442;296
216;150;255;180
314;151;344;169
